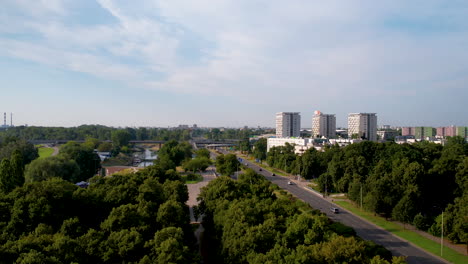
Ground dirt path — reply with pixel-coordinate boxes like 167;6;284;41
51;146;59;156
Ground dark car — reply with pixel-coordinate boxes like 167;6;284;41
272;173;276;176
259;168;262;171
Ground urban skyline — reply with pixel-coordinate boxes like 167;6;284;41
1;1;467;127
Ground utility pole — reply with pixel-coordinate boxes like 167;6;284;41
360;184;363;209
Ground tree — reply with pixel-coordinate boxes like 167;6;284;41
0;139;38;165
147;227;190;264
0;158;13;192
253;138;267;163
222;154;240;176
24;156;81;183
158;140;192;166
111;130;131;148
182;157;211;173
156;200;188;228
392;186;419;224
239;138;251;153
59;142;101;181
97;141;113;152
195;148;210;159
10;150;25;188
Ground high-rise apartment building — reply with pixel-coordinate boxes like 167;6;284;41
457;126;468;138
402;127;415;136
436;126;457;137
414;127;435;139
348;113;377;141
276;112;301;138
311;110;336;138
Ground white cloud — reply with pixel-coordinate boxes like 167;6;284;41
1;0;467;108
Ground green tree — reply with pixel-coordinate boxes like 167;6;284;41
59;142;101;181
0;158;13;193
182;157;212;173
111;130;131;148
156;200;188;228
10;150;25;188
253;138;267;163
24;156;81;183
97;141;113;152
195;148;210;159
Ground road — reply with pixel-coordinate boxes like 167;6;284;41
234;154;448;264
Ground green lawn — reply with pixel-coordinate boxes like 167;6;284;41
183;174;203;184
38;147;54;159
334;200;468;264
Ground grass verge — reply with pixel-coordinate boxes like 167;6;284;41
334;200;468;264
238;153;290;177
38;147;54;159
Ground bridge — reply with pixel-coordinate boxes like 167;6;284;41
28;139;166;145
28;139;238;149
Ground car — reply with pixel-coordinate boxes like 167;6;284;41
259;168;262;171
287;181;292;185
272;173;276;176
330;207;339;214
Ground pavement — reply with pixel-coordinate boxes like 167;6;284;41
186;165;217;223
222;150;449;264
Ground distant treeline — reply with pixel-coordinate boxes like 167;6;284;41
266;137;468;246
0;125;269;142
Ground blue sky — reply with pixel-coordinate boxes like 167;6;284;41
1;0;467;128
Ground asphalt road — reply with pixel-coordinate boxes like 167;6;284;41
236;155;448;264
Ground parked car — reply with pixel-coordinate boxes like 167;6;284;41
259;168;262;171
272;173;276;176
288;181;292;185
330;207;339;214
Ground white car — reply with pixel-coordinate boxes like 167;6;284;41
287;181;292;185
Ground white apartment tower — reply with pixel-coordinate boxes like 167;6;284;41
348;113;377;141
312;110;336;138
276;112;301;138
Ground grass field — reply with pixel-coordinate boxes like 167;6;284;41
334;200;468;264
38;147;54;159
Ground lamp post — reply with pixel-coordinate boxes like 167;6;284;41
433;206;444;256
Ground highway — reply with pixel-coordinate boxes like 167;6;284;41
237;155;448;264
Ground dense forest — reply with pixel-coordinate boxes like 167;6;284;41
0;138;201;263
266;137;468;247
196;170;406;263
0;143;198;263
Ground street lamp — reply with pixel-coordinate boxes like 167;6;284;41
433;206;444;256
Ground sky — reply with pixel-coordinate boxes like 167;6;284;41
1;0;467;128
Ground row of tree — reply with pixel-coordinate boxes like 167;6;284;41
196;170;406;263
0;125;193;142
0;125;274;142
266;137;468;247
0;158;198;263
